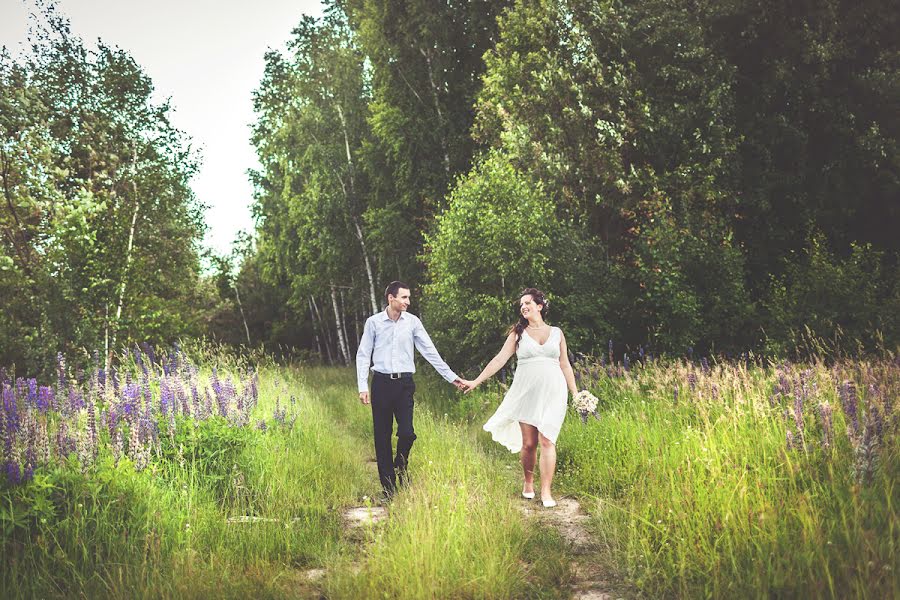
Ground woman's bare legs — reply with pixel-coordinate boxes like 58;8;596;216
538;432;557;503
519;423;538;495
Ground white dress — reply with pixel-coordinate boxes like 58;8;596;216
483;327;568;452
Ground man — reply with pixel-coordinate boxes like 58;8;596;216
356;281;465;500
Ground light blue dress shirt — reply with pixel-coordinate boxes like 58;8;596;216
356;310;459;392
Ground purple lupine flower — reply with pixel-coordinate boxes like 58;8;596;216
839;380;859;438
111;368;120;397
273;398;286;426
107;407;119;436
608;340;614;366
26;379;37;408
134;346;147;378
700;357;710;374
178;382;191;419
86;398;98;456
37;386;53;413
68;385;84;413
111;427;124;465
141;342;157;369
6;459;21;485
688;346;694;361
76;428;93;473
159;379;173;417
57;352;66;394
55;421;75;460
122;383;141;423
255;419;267;432
191;380;201;418
639;346;645;360
711;383;720;401
623;353;630;372
23;446;35;483
687;371;697;392
35;419;50;465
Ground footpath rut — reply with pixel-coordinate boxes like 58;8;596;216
275;378;629;598
518;496;627;599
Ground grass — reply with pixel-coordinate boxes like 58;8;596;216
5;347;895;598
2;358;567;599
554;358;897;598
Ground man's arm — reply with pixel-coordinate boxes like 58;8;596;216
412;318;459;384
356;318;375;403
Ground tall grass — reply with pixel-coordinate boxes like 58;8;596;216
554;358;898;598
295;368;570;599
2;353;568;599
1;354;372;598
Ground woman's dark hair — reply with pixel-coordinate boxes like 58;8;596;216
508;288;549;346
384;281;409;304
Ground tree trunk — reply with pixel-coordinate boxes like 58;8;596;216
331;286;350;365
339;287;353;357
336;103;379;314
420;47;450;174
233;282;251;346
108;188;139;367
310;295;334;364
308;296;323;358
352;216;379;313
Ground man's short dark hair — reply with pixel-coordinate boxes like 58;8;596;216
384;281;409;303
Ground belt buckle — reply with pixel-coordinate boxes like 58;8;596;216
389;372;401;380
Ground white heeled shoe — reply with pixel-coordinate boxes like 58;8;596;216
541;497;557;508
522;491;535;499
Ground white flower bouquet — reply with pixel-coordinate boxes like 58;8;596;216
571;389;600;423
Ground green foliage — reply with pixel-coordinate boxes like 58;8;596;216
764;235;899;356
423;151;556;367
0;8;207;375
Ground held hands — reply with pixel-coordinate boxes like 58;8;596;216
359;391;370;405
458;379;479;394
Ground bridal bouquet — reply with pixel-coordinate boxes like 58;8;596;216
571;389;600;423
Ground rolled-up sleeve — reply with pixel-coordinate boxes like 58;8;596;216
412;318;458;383
356;317;375;392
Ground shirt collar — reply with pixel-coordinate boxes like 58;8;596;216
382;309;407;322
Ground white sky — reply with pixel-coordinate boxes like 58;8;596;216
0;0;323;257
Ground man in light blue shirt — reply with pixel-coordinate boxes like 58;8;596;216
357;281;465;499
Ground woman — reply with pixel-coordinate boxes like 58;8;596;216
460;288;577;507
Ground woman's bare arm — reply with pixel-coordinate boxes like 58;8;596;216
558;330;578;396
461;332;518;391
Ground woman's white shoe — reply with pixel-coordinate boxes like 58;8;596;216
522;491;535;499
541;498;557;508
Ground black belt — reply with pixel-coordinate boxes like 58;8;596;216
373;371;413;380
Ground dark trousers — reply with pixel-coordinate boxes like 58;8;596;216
370;375;416;496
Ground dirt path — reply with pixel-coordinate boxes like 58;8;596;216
519;496;628;600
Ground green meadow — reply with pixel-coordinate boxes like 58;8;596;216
2;347;896;598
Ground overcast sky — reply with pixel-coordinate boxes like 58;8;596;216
0;0;323;256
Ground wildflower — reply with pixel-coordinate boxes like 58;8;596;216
6;458;20;485
839;380;859;438
37;386;53;413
